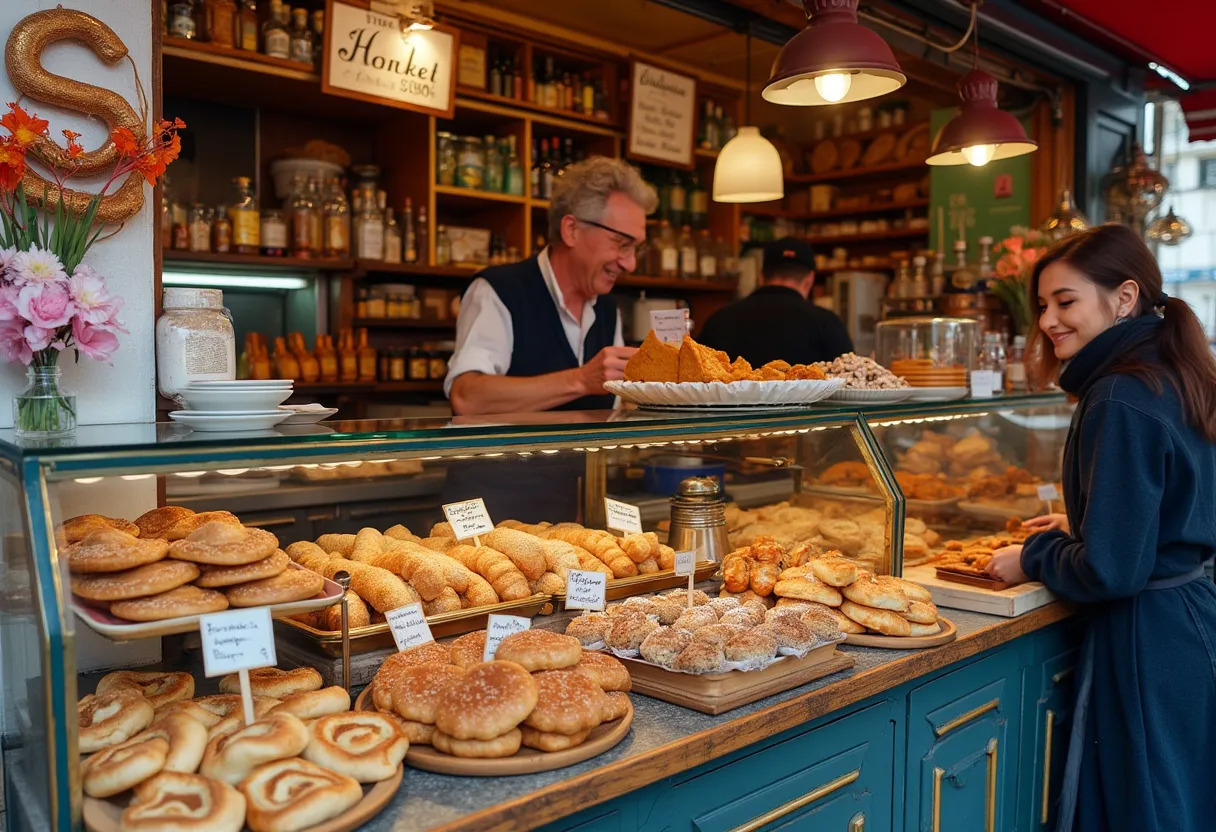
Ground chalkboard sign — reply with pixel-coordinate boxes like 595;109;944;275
627;61;697;170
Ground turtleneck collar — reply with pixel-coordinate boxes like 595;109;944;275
1057;313;1162;397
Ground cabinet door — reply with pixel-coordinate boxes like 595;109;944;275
1022;638;1079;831
639;701;896;832
907;652;1021;832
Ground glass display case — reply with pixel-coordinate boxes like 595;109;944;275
0;393;1068;830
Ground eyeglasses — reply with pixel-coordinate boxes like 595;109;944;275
574;217;648;260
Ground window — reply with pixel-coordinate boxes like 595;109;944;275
1199;158;1216;188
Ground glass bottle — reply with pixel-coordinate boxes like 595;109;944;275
316;335;339;382
169;0;198;38
948;240;977;292
484;135;504;193
381;191;402;264
416;206;429;265
700;99;717;150
353;184;383;261
237;0;258;50
227;177;259;255
489;49;503;97
678;225;697;280
456;136;485;190
260;209;287;256
205;0;237;48
657;220;678;279
668;171;687;229
288;7;313;64
211;206;232;253
262;0;289;59
720;106;736;144
338;330;359;382
435;225;452;266
435;132;457;186
310;9;324;66
978;332;1007;395
695;229;716;280
540;139;556;200
306;178;324;256
530;139;542;198
505;136;524;197
688;171;707;230
402;197;417;263
976;235;994;290
284;176;312;257
1006;335;1027;393
322;178;350;258
357;329;377;382
930;251;946;296
188;204;211;252
911;254;929;297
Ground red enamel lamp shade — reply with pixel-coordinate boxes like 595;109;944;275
762;0;906;106
927;68;1038;166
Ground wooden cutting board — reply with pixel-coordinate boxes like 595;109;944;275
903;564;1056;617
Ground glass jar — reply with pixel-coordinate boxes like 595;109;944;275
188;204;211;252
389;349;407;381
156;288;236;400
874;316;978;391
366;290;387;319
436;132;457;186
260;209;287;256
169;0;197;38
229;176;260;254
211;206;232;253
408;347;429;380
456;136;485;190
428;349;447;380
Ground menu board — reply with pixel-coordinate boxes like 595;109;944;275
627;61;697;169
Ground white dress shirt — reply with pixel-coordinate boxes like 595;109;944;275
443;248;624;396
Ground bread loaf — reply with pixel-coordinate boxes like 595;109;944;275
322;557;419;613
446;544;531;601
419;536;456;553
349;527;384;562
545;528;636;578
480;528;547;580
315;533;356;556
422;587;462;615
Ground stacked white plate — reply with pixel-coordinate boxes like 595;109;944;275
170;380;295;432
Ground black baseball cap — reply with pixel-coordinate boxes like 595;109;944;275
763;237;816;275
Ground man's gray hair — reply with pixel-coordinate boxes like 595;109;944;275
548;156;658;243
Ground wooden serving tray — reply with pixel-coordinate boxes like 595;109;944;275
354;687;633;776
548;561;720;612
842;615;957;649
84;764;401;832
935;568;1012;591
903;564;1056;618
617;642;855;715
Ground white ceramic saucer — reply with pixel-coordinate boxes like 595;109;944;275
168;410;292;432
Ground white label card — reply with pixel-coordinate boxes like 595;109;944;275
1037;484;1060;502
674;550;696;577
604;498;643;535
199;607;276;678
386;602;434;652
565;569;607;612
443;498;495;541
649;309;689;344
483;614;531;662
970;371;995;399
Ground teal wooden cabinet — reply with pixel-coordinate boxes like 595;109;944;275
638;700;897;832
905;651;1021;832
1017;624;1080;831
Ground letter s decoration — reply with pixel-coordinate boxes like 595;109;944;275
5;8;146;224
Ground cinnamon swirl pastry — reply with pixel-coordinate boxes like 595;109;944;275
240;757;363;832
122;771;245;832
81;734;170;798
96;670;195;709
218;667;322;699
199;714;310;785
302;712;408;782
78;688;155;754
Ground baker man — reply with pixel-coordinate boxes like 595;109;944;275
699;237;853;367
444;156;657;415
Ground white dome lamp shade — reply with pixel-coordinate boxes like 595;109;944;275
713;29;784;203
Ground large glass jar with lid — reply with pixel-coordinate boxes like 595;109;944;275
436;132;457;186
155;288;237;400
456;136;486;190
228;176;260;254
874;316;979;391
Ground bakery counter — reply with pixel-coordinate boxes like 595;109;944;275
361;603;1079;832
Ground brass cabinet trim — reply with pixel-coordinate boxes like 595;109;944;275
985;737;999;832
934;698;1000;737
931;767;945;832
726;769;861;832
1041;709;1056;825
1052;667;1074;685
848;812;866;832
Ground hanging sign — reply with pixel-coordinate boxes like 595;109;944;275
323;0;458;118
627;60;697;169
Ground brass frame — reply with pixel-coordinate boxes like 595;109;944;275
726;769;861;832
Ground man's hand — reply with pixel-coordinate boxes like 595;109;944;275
578;346;638;394
1023;513;1069;534
986;545;1029;585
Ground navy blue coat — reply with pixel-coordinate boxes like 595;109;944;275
1021;314;1216;831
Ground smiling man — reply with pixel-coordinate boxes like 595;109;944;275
444;156;656;416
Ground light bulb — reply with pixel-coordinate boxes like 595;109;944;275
962;144;997;167
814;72;852;103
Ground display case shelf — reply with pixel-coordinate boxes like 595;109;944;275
164;250;355;271
434;185;530;206
455;88;623;134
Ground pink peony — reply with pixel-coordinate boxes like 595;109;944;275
72;317;119;363
23;324;55;352
68;265;121;326
8;246;66;285
17;281;73;329
0;246;16;278
0;318;32;365
0;284;18;320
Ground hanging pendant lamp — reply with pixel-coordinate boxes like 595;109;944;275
1147;206;1192;246
762;0;905;107
714;30;784;203
926;68;1037;166
1041;188;1089;240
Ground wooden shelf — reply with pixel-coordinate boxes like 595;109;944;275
434;185;529;206
455;89;622;134
292;381;445;394
806;228;929;245
787;159;928;184
743;199;930;220
615;275;736;293
818;263;895;274
164;250;355;271
531;199;552;209
353;318;456;330
811;122;930;145
163;37;318;81
355;261;480;278
694;148;722;159
374;381;446;393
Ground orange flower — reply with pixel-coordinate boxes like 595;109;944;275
61;129;84;159
110;126;141;158
1;102;49;148
0;137;26;191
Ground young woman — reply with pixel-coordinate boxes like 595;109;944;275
986;224;1216;832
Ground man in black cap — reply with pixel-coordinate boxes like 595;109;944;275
699;237;854;366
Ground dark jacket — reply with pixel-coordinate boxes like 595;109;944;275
698;285;853;367
1021;314;1216;831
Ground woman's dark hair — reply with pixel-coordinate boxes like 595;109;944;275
1027;223;1216;442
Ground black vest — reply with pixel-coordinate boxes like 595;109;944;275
481;256;617;411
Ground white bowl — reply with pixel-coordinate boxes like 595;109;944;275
270;158;346;200
187;379;294;389
180;387;294;411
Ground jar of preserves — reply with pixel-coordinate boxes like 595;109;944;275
156;288;236;400
260;210;287;256
456;136;485;190
428;349;446;380
188;204;211;252
436;132;457;186
389;349;406;381
408;347;429;380
366;290;387;319
211;207;232;253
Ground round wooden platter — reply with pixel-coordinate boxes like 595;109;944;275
355;686;633;777
83;764;402;832
843;615;957;649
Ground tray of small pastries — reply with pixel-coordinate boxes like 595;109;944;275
605;332;843;410
926;518;1030;591
79;666;402;832
63;509;342;640
356;633;633;775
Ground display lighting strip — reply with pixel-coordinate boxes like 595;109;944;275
872;413;989;428
1149;61;1190;91
162;271;310;291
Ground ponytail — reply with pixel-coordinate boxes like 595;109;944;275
1156;294;1216;443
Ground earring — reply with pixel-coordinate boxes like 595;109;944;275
1114;310;1129;326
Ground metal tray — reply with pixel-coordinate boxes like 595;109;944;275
546;562;720;612
275;594;551;657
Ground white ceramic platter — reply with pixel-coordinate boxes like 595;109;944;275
168;410;292;431
905;386;970;402
824;388;915;404
278;406;339;425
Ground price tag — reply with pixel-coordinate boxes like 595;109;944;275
673;550;697;577
969;370;995;399
200;607;276;678
604;498;643;535
386;602;434;652
649;309;689;344
1037;484;1060;502
442;498;494;542
483;614;531;662
565;569;607;612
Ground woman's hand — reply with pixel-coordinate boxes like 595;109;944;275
987;545;1029;585
1023;513;1069;534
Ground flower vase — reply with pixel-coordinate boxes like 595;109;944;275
13;364;76;438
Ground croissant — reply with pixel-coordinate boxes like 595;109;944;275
419;536;456;553
545;528;636;578
539;540;582;580
530;571;567;595
620;534;654;564
421;587;462;616
462;572;499;607
657;543;676;571
383;524;420;543
636;558;660;574
445;544;531;601
385;541;473;594
749;561;780;597
480;528;547;581
349;528;384;563
321;557;419;613
722;553;750;593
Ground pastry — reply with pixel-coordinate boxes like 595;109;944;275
603;613;659;652
800;609;844;642
756;618;819;653
909;620;942;637
224;568;324;607
902;599;939;625
397;720;437;745
78;688;155;753
719;606;765;628
808;557;860;587
564;613;610;646
191;694;282;723
449;630;489;668
892;577;933;604
444;544;532;599
109;585;229;621
651;598;685;625
664;588;710;606
677;334;731;383
480;528;548;581
673;607;718;632
81;733;170;797
831;608;867;634
723;630;778;668
839;599;912;636
318;590;371;631
600;691;631;722
390;664;466;724
168;522;278;566
840;573;909;612
526;670;606;735
640;627;692;667
200;713;310;785
671;642;725;674
623;331;679;383
302;712;408;782
162;511;243;542
126;713;210;773
60;513;141;544
520;725;591;752
71;560;199;602
240;756;363;832
572;650;632;692
691;623;743;648
133;506;197;540
195;549;290;588
434;661;538;741
268;686;352;720
66;528;168;573
432;728;521;758
371;642;453;711
748;561;780;597
155;700;224;728
706;596;742;617
494;630;582;671
774;576;843;606
96;670;195;708
122;771;245;832
219;667;323;699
